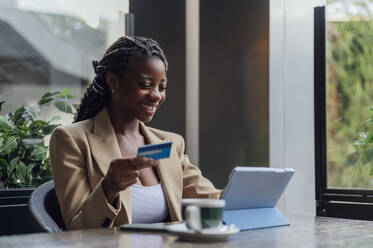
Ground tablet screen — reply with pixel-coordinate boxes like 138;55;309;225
221;167;294;210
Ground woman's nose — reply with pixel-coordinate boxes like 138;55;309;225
150;88;162;101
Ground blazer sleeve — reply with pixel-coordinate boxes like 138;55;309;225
176;135;222;199
49;127;121;230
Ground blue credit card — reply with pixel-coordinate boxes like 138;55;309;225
137;141;172;160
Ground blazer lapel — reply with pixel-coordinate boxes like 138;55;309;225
140;123;183;221
86;107;132;222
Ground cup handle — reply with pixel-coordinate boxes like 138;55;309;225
185;205;201;231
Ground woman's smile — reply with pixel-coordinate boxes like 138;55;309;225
141;103;158;115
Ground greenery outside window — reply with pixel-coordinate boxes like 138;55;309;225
315;0;373;220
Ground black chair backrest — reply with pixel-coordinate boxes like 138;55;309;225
28;180;66;232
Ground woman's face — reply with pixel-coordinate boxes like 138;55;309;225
110;56;167;123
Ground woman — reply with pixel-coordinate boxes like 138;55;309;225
49;36;221;230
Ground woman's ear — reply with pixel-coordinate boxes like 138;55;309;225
106;72;119;94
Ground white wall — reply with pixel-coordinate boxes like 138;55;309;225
270;0;323;216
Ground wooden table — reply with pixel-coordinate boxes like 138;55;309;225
1;216;373;247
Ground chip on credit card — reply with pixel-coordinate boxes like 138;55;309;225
137;141;172;160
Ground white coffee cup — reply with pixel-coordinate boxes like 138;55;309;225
181;198;226;231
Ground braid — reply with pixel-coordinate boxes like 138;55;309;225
74;36;168;123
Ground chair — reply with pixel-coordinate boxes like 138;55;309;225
28;180;66;232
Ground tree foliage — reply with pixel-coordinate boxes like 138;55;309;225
327;2;373;188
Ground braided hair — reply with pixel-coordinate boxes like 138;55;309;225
74;36;168;123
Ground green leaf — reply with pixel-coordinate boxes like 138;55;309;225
0;158;9;170
6;113;13;123
42;124;59;135
360;132;368;139
25;104;40;120
1;136;18;154
345;151;360;166
50;116;62;122
15;159;27;183
31;146;47;161
354;139;367;146
26;163;35;185
366;133;373;143
41;92;59;98
361;147;373;164
13;107;26;127
57;88;74;99
367;118;373;126
0;115;12;131
8;157;18;175
0;101;5;112
55;101;73;114
367;107;373;114
66;94;75;99
38;97;54;105
60;88;71;95
29;120;48;131
27;163;36;174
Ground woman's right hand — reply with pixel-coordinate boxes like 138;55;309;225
102;157;159;205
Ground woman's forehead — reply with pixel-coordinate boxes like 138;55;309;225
129;57;167;75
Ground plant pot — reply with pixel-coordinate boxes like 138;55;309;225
0;188;37;235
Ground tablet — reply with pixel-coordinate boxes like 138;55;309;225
221;167;295;210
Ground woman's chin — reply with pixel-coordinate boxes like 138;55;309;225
138;114;155;123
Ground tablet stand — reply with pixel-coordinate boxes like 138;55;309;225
223;207;290;230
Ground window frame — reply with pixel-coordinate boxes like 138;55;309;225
314;6;373;220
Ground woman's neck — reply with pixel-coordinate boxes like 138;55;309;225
107;104;140;136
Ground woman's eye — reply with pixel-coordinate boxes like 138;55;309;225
139;83;151;89
160;85;167;91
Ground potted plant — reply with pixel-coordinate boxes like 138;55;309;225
0;88;77;235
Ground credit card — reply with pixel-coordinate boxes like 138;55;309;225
137;141;172;160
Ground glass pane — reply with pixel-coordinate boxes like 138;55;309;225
0;0;128;125
326;0;373;189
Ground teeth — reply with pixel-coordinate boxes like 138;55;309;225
142;104;156;112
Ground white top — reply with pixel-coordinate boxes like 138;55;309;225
130;183;169;223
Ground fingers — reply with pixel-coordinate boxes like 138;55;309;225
111;157;160;170
120;170;139;181
120;178;138;189
132;159;159;170
105;157;159;193
104;169;139;193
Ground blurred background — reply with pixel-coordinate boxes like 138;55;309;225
0;0;128;121
0;0;270;189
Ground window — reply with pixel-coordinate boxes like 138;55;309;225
0;0;128;124
315;1;373;220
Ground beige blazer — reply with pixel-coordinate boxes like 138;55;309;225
49;107;221;230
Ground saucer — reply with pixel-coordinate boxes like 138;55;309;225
166;223;240;242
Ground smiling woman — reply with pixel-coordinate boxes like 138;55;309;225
106;57;167;123
49;36;221;230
